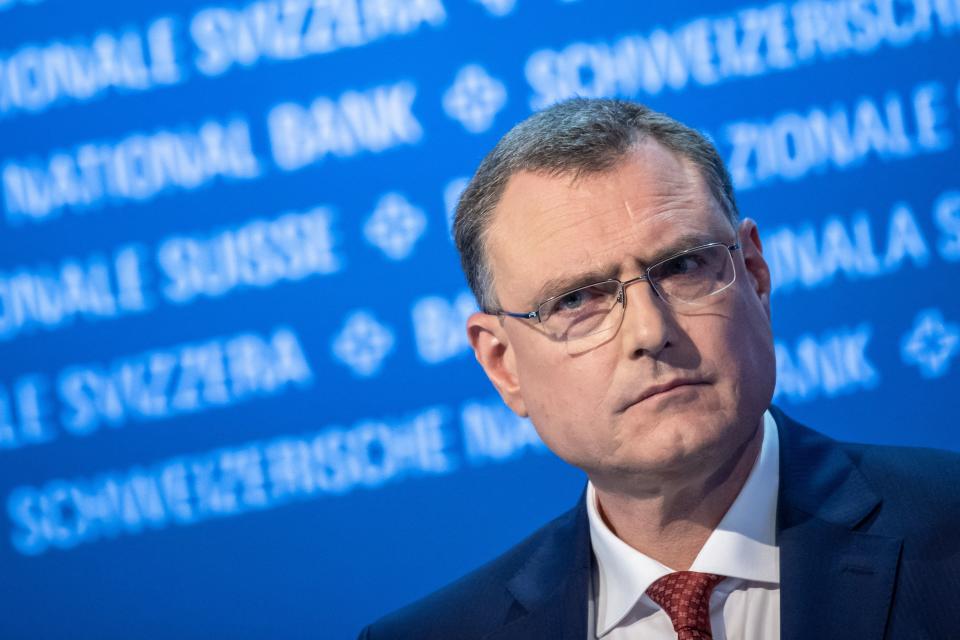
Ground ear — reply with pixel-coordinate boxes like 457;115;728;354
737;218;772;318
466;312;528;417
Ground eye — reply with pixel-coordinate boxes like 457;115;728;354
546;284;612;317
660;254;704;276
556;289;588;311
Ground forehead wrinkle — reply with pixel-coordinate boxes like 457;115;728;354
526;195;622;250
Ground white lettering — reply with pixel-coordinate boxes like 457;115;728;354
191;0;446;77
0;17;182;118
774;323;879;402
3;118;260;223
763;198;936;294
158;206;341;303
934;190;960;260
268;81;421;171
57;327;313;437
0;376;56;449
883;203;930;269
0;245;151;341
461;400;545;463
411;291;476;364
526;1;960;107
725;81;952;189
6;404;456;554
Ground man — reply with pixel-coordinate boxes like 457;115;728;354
358;99;960;639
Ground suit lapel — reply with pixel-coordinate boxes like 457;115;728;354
774;407;902;640
483;496;590;640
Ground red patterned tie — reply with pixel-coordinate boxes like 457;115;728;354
645;571;725;640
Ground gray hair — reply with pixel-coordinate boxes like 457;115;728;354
453;97;740;312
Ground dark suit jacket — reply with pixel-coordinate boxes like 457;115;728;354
360;407;960;639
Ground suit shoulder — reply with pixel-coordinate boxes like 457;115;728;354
842;440;960;486
359;504;581;640
841;440;960;525
774;407;960;496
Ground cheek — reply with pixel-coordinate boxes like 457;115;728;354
512;341;613;454
686;298;773;385
515;334;608;393
517;350;597;414
715;296;777;403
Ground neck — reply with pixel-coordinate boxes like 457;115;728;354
590;417;764;570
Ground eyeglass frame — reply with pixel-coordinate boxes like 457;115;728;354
489;241;742;332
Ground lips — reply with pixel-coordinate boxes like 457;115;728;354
619;379;706;412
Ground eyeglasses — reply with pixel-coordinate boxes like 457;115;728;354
493;242;741;345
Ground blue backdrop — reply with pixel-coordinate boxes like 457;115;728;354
1;0;958;637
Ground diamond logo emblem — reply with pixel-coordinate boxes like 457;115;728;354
363;192;427;261
443;64;507;134
901;308;960;378
332;311;395;378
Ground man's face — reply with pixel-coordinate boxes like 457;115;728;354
467;140;776;487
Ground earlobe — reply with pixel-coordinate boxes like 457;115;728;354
466;312;528;417
737;218;772;316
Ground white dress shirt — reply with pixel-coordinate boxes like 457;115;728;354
587;410;780;640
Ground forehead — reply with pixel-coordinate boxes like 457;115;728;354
487;141;731;306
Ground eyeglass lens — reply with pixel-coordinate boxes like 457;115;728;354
540;244;735;342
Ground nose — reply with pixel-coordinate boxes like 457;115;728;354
619;277;671;358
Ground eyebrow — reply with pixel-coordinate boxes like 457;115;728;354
528;232;722;306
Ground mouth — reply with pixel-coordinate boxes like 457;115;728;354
619;379;708;412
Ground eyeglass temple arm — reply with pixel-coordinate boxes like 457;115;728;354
495;309;540;321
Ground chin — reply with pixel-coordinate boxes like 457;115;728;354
626;396;728;439
626;414;736;471
590;432;715;478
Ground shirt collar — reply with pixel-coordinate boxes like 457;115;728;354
587;410;780;637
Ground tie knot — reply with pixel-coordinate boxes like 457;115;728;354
645;571;725;640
